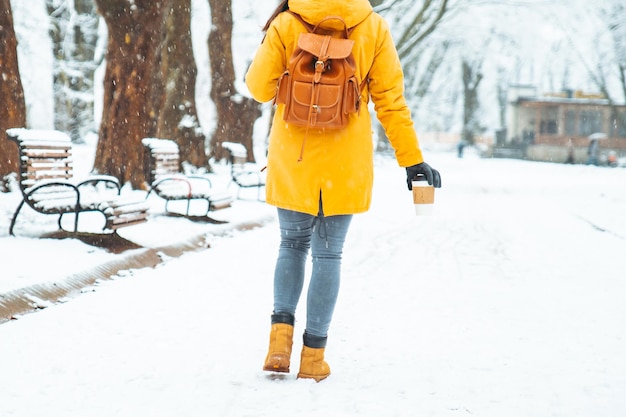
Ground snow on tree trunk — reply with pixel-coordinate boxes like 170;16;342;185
207;0;261;163
0;0;27;185
156;0;208;169
46;0;99;143
93;0;170;189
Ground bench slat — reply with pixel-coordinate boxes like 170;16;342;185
22;149;71;156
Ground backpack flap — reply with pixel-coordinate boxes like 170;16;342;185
297;33;354;60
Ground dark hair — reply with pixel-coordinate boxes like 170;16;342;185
263;0;289;32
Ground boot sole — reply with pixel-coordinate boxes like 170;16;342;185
296;372;330;382
263;365;290;373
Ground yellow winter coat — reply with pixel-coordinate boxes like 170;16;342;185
245;0;424;216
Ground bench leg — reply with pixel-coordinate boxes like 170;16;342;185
58;212;79;233
8;199;26;236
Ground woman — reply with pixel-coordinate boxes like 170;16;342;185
245;0;442;382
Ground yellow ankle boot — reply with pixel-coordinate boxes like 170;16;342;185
297;346;330;382
263;323;294;373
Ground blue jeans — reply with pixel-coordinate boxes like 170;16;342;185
273;207;353;338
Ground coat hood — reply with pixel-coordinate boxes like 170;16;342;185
288;0;373;30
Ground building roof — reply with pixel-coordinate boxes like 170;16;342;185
513;96;614;106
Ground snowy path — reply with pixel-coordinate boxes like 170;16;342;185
1;153;625;417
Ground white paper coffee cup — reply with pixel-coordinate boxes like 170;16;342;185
412;180;435;215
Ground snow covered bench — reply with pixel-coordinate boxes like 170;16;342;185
221;141;265;201
6;128;149;236
142;138;233;216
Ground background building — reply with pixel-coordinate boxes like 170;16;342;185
499;85;626;164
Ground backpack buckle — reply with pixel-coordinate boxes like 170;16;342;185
314;60;325;82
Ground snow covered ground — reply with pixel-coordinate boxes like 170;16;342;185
1;148;625;417
4;0;625;414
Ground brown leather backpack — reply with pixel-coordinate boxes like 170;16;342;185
275;12;365;130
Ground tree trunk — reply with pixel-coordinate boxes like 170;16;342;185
156;0;208;169
461;59;483;144
0;0;27;187
93;0;170;188
46;0;100;142
207;0;261;162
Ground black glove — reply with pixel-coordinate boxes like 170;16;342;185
406;162;442;190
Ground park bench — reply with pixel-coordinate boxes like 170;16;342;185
142;138;233;216
221;141;266;201
6;128;149;236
